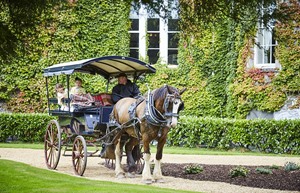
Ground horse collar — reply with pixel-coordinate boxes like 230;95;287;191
144;91;168;127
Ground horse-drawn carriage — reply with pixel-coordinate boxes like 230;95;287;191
43;56;185;183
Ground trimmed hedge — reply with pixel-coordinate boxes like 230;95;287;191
169;116;300;154
1;113;299;154
0;113;53;142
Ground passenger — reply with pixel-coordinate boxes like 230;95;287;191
55;83;69;111
70;77;94;106
111;73;141;104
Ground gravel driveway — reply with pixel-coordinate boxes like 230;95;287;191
0;148;299;193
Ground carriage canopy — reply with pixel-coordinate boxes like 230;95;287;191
43;56;156;79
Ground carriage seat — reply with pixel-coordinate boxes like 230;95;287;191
93;93;113;106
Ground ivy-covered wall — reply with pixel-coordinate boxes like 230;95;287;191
229;0;300;118
175;5;255;117
1;0;300;119
172;0;300;118
0;0;130;112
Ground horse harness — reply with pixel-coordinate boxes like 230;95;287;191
127;86;182;140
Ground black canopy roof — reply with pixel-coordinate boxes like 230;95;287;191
43;56;156;79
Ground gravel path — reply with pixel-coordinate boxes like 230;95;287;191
0;148;299;193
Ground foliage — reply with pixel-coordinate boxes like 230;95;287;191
269;165;280;170
184;164;203;174
284;161;299;171
178;13;249;117
0;0;300;119
0;0;130;113
229;166;249;178
0;0;286;61
2;113;300;155
168;116;300;154
177;1;300;118
0;113;53;142
255;167;273;174
229;1;300;117
273;0;300;93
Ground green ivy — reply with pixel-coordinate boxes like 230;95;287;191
1;1;300;119
273;0;300;92
0;0;130;113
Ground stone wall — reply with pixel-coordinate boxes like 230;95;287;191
247;96;300;120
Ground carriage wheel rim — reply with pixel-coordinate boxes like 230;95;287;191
44;120;61;169
72;136;87;176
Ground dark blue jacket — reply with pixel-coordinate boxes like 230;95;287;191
112;80;140;103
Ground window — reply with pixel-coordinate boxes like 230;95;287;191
147;18;160;64
128;1;180;66
254;3;280;69
129;19;139;59
254;23;278;68
168;19;179;65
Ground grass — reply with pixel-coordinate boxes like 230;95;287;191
0;159;196;193
0;142;299;157
0;142;43;149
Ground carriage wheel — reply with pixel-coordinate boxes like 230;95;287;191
44;120;61;170
132;144;144;174
72;135;87;176
70;118;82;134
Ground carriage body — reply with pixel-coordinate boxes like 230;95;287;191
43;56;155;175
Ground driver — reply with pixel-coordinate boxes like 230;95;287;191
111;73;140;104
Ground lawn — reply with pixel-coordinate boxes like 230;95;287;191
0;159;196;193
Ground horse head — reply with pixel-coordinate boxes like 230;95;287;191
152;85;186;128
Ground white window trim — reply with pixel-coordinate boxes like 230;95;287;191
253;27;281;70
253;3;281;70
130;0;179;66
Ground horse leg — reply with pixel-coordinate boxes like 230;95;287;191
142;138;153;184
114;138;125;178
125;137;138;178
153;135;167;183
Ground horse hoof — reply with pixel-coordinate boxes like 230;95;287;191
127;172;136;178
155;179;165;183
116;173;125;179
142;179;152;184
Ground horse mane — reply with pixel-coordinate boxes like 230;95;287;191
152;85;178;101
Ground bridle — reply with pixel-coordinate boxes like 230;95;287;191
144;85;183;128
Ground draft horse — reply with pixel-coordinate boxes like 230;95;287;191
111;85;185;184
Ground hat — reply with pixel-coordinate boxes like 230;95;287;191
116;73;127;78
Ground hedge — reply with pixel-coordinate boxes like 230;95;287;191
169;116;300;154
1;113;299;154
0;113;53;142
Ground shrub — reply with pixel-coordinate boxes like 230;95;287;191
170;116;300;154
1;112;300;156
0;113;54;142
269;165;280;170
184;164;204;174
284;162;300;171
229;166;249;178
255;167;273;174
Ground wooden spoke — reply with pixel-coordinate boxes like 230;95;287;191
44;120;61;170
72;136;87;176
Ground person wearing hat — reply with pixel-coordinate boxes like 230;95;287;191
111;73;141;104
